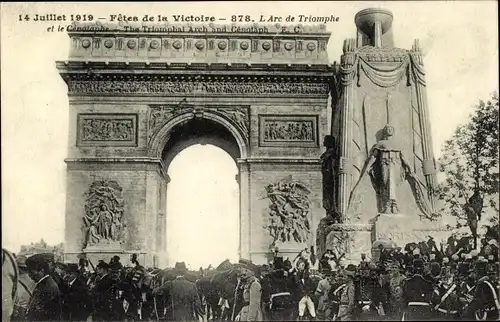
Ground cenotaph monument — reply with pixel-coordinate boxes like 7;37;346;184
317;8;448;262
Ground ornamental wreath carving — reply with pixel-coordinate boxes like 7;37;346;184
264;176;312;245
83;180;125;248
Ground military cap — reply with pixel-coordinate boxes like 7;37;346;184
273;256;284;270
413;258;424;269
174;262;187;272
344;264;357;276
430;262;441;277
67;263;79;273
110;261;123;272
238;259;259;275
96;261;109;270
25;253;54;270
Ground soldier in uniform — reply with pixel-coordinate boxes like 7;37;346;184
463;259;500;320
11;255;35;321
153;262;202;321
90;261;123;321
61;263;92;321
315;269;332;321
234;259;263;321
123;259;145;320
25;253;62;321
401;258;434;320
292;258;317;320
337;264;357;321
328;270;348;321
431;264;461;320
388;262;406;320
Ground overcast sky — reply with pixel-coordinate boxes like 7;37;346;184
1;2;498;265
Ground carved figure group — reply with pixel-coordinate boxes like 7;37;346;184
82;119;134;141
83;180;125;247
69;80;329;96
264;121;313;142
265;177;312;245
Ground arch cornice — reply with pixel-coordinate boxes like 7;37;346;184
148;109;248;160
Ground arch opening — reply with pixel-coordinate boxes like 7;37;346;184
165;144;240;269
161;118;242;269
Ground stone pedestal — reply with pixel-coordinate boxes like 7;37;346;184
324;224;372;265
370;213;422;246
370;213;449;250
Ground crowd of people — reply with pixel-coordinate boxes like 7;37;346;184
3;234;500;322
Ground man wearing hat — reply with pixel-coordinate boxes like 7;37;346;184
11;255;35;321
153;262;202;321
235;259;263;321
337;264;357;321
431;263;461;320
90;261;123;321
400;257;435;320
25;253;62;321
61;263;92;321
463;259;500;320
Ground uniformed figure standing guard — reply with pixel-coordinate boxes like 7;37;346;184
401;258;434;320
337;264;357;321
235;259;264;321
25;253;62;321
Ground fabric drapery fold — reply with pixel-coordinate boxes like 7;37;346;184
409;53;426;86
358;56;409;88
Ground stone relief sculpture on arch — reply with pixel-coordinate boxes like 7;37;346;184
82;180;126;249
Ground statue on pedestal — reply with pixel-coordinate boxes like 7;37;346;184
349;124;435;219
320;135;340;223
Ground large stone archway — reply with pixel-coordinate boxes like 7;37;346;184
58;22;334;266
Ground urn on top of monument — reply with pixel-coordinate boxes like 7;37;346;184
355;8;394;48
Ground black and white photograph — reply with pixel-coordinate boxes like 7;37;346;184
1;1;498;321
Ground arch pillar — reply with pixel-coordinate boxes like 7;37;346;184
237;159;251;260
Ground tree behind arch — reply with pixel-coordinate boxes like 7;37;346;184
435;92;499;241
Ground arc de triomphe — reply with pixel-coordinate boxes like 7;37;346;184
57;22;334;266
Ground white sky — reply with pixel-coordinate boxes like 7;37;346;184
1;2;498;263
